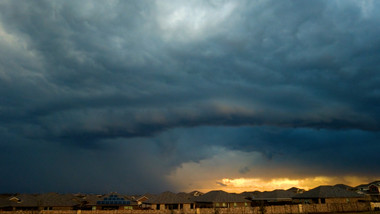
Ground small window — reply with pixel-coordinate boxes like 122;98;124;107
216;203;219;207
156;204;160;210
222;203;226;207
234;203;237;207
190;204;194;209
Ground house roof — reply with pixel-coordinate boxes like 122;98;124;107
334;184;353;190
287;187;299;192
293;186;364;199
80;194;102;206
37;193;81;207
0;193;81;208
95;193;137;206
251;190;296;200
0;194;12;199
135;195;149;202
369;180;380;186
1;194;39;207
194;190;250;203
0;197;11;208
287;187;305;194
240;191;260;199
141;193;156;199
355;184;370;190
144;191;194;204
188;191;203;197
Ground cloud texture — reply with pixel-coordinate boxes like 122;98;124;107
0;0;379;193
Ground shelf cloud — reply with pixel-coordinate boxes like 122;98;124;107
0;0;379;193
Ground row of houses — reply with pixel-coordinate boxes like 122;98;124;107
352;180;380;202
1;181;379;212
0;193;144;211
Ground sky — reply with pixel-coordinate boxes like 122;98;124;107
0;0;380;194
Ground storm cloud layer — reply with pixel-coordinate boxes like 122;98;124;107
0;0;380;193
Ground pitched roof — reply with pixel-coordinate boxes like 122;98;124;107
188;191;203;197
251;190;296;200
0;193;81;208
293;186;364;199
37;193;81;207
144;191;193;204
0;197;11;208
287;187;305;194
135;195;149;202
334;184;353;190
240;191;261;199
355;184;370;190
194;190;250;203
141;193;156;199
370;180;380;185
80;194;102;206
95;193;137;206
2;194;39;207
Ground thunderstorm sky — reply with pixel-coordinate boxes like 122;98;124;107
0;0;380;194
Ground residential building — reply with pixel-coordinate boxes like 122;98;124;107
293;185;366;204
144;191;195;211
194;190;250;208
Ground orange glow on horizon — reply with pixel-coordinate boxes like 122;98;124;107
179;176;379;193
166;150;379;193
216;177;329;192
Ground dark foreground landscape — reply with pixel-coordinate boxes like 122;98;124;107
1;180;380;214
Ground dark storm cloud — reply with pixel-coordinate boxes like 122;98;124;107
158;126;380;178
212;126;380;177
0;0;380;192
0;136;177;194
1;0;379;139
